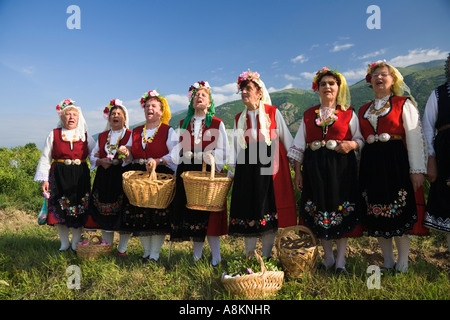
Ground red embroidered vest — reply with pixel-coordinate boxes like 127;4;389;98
179;116;222;151
234;104;278;143
358;96;408;139
51;128;89;160
97;129;132;159
131;123;170;158
303;105;353;142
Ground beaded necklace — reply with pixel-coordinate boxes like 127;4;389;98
191;117;206;145
142;122;161;144
106;128;125;156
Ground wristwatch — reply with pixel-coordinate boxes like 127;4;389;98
159;158;164;166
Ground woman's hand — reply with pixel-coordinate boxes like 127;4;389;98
146;158;157;172
42;181;49;194
294;160;303;192
118;146;130;160
97;158;112;170
410;173;424;192
335;140;358;154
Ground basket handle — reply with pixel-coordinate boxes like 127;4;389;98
88;235;103;244
201;152;216;180
247;250;267;274
275;225;318;252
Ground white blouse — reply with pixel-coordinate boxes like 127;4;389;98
422;89;439;157
34;128;96;182
170;115;230;173
228;108;293;174
287;108;364;164
89;128;133;170
362;96;427;174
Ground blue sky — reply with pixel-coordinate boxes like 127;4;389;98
0;0;449;148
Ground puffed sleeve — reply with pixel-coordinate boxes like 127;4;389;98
402;99;427;174
163;127;178;172
287;117;306;164
34;131;54;182
422;90;438;157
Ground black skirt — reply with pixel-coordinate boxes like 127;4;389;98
120;163;173;236
229;140;278;237
89;163;128;231
299;147;361;240
169;159;212;242
48;162;91;228
359;140;417;238
424;129;450;232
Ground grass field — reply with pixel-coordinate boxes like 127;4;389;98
1;208;448;302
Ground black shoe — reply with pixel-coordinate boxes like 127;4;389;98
334;267;348;277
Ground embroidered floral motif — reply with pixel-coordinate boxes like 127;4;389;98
93;192;124;216
362;189;407;218
304;200;355;229
58;193;89;216
230;213;277;229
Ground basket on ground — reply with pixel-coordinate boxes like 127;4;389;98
221;250;284;298
122;166;175;209
181;153;232;212
76;235;112;260
276;225;319;278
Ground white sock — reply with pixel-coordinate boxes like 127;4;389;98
71;227;83;251
149;235;165;261
394;235;410;272
335;238;348;270
117;233;131;254
321;239;335;268
193;241;204;262
139;236;152;258
377;237;395;268
261;232;276;258
56;224;70;251
101;231;114;245
207;236;221;266
244;237;257;257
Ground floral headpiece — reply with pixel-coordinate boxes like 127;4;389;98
140;90;161;107
56;99;76;115
311;67;351;111
312;67;332;92
140;89;171;125
237;70;261;90
181;81;215;131
188;81;211;101
103;99;124;119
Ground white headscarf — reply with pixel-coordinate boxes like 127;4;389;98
56;104;88;142
102;99;129;131
236;71;272;149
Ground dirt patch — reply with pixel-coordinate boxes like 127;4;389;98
0;208;38;233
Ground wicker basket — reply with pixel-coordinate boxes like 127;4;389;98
221;250;284;298
122;166;175;209
181;153;232;212
276;225;319;279
76;235;112;260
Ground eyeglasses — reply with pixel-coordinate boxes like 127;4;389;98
319;81;337;87
371;72;391;78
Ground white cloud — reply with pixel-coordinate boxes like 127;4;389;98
212;82;237;94
357;49;387;60
267;83;294;93
342;68;367;82
284;74;301;81
291;54;308;63
331;43;354;52
388;48;448;67
300;71;316;80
